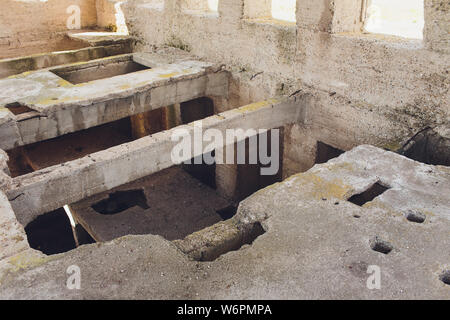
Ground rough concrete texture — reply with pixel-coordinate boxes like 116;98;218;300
0;191;29;262
0;150;12;190
0;50;228;150
0;145;448;299
0;33;132;79
67;31;132;47
70;166;231;242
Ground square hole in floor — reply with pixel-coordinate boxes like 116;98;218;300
51;57;150;84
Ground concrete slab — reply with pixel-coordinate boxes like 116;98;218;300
0;145;448;299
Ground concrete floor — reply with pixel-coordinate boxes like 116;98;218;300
0;146;448;299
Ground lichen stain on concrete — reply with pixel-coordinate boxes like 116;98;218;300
237;99;281;113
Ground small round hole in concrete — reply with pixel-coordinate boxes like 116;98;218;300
370;236;393;254
439;270;450;285
405;210;426;223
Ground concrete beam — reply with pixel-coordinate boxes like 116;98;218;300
5;97;305;225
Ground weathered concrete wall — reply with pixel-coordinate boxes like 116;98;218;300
96;0;118;29
123;0;449;175
0;0;98;58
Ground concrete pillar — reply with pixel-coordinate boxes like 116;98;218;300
424;0;450;53
215;148;238;200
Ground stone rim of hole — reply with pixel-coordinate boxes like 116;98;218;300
405;210;426;223
369;236;393;255
439;270;450;285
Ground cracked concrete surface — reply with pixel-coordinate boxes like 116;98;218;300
0;145;448;299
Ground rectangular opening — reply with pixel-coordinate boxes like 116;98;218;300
347;182;390;206
51;57;150;84
398;128;450;167
5;103;35;116
208;0;219;11
315;141;345;164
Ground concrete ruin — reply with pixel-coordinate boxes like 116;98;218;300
0;0;448;299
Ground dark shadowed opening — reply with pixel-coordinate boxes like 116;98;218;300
315;141;345;164
25;208;94;255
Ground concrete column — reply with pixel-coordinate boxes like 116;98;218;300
243;0;271;19
330;0;366;33
424;0;450;53
215;147;238;200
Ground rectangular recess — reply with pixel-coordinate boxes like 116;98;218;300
51;57;150;84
